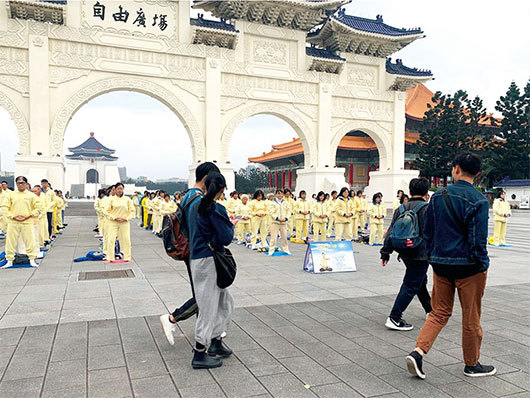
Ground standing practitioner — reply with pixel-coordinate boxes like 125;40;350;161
1;176;40;268
334;187;353;241
268;189;291;255
294;190;310;242
368;193;386;245
103;183;135;262
101;185;115;256
359;192;368;230
235;194;252;245
30;185;47;259
94;189;106;238
140;191;149;227
0;181;13;239
41;179;56;240
406;153;496;380
326;190;338;237
492;191;511;246
351;190;363;240
145;192;156;230
393;189;405;211
249;190;268;251
283;189;295;238
380;178;432;331
311;191;328;241
132;192;141;219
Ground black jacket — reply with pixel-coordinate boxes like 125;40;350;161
380;198;428;261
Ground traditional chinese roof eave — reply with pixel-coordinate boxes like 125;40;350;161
65;154;118;161
8;0;65;25
191;18;239;49
387;75;433;91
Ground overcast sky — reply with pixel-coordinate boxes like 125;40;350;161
1;0;528;178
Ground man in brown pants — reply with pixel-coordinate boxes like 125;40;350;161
406;153;496;379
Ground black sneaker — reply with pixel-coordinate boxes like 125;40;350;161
207;338;233;358
191;349;223;369
385;317;413;331
406;351;426;379
464;362;496;377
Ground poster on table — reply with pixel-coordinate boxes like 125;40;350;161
520;195;529;209
303;241;357;274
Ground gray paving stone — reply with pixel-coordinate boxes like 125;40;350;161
380;372;452;398
15;324;56;354
498;371;530;391
2;351;49;380
125;350;168;379
167;360;216;389
88;367;132;398
257;335;304;359
341;346;403;376
131;374;178;397
88;319;121;346
310;382;363;398
0;327;24;346
42;359;86;392
259;372;317;398
438;381;496;398
41;386;86;398
210;363;268;397
118;317;158;353
178;383;227;398
328;362;398;397
88;344;126;370
235;348;288;377
0;376;43;398
279;355;340;386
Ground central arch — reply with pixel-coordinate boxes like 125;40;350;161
49;77;205;163
220;102;317;167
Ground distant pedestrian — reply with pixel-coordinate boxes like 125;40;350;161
406;153;496;379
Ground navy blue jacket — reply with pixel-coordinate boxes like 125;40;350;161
424;180;489;278
181;188;234;260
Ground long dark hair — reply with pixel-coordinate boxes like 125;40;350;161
198;172;226;217
253;190;264;200
316;191;325;202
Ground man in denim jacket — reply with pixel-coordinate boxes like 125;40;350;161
406;153;496;379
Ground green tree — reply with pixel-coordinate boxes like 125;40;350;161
493;81;530;180
235;167;269;193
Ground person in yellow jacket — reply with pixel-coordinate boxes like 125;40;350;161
41;179;56;241
101;185;115;254
103;183;135;262
55;191;66;232
334;187;353;241
141;193;149;228
0;181;13;238
249;190;268;251
1;176;40;268
226;191;240;219
369;192;386;245
349;190;362;240
268;189;291;255
235;194;252;245
492;191;511;246
94;189;106;238
152;191;164;234
294;190;311;243
132;192;141;219
326;191;338;237
359;192;368;230
283;189;296;238
311;191;329;241
30;185;47;257
161;193;178;216
145;192;156;230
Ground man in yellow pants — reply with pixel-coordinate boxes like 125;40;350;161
294;191;311;242
103;183;135;262
1;176;40;268
31;185;48;258
492;191;511;246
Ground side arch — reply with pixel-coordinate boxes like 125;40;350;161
220;102;318;167
0;89;30;155
49;77;204;163
330;120;392;171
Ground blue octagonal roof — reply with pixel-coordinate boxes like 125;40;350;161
386;58;432;77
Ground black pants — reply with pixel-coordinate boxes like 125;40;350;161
390;259;432;320
140;206;144;227
146;214;152;229
171;258;198;321
46;212;53;238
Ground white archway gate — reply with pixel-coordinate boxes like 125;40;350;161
0;0;429;198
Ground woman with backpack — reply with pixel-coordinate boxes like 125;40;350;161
191;172;235;369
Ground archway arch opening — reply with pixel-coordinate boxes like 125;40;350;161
64;91;193;198
0;105;19;188
228;114;308;194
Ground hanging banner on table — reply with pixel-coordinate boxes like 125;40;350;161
520;195;529;209
303;241;356;274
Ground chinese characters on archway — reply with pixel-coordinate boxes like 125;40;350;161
93;2;168;31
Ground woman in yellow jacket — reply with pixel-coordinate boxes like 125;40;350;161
359;192;368;230
249;190;268;251
369;192;386;245
104;183;135;262
492;191;511;246
334;187;353;241
235;194;252;245
161;193;178;218
141;194;149;228
311;191;329;241
94;189;105;238
326;191;338;237
145;192;156;230
268;189;291;255
350;190;363;240
294;190;311;243
392;190;404;211
283;189;296;238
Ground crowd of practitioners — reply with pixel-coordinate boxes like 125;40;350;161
0;177;67;268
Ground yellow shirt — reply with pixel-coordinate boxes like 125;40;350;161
161;200;177;215
43;188;56;212
33;194;47;224
311;201;328;223
226;198;240;217
369;202;386;224
249;199;268;217
1;189;40;224
294;199;311;221
493;198;511;222
335;197;352;224
268;199;291;224
236;202;251;224
105;195;135;221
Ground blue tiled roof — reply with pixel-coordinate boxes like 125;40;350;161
40;0;67;5
494;178;530;188
68;136;115;155
386;58;432;77
310;9;423;37
65;153;118;161
190;16;237;32
306;46;345;61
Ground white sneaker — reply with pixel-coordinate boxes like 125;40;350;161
160;314;176;346
29;260;39;268
1;261;13;269
37;251;44;259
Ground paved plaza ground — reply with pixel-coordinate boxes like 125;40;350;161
0;203;528;398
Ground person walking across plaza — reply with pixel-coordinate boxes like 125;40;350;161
406;153;496;380
1;176;40;268
268;189;291;255
492;190;511;246
380;178;432;331
103;183;135;262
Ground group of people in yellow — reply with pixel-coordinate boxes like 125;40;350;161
136;190;179;234
0;177;67;268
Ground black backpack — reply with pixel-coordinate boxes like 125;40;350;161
389;202;428;253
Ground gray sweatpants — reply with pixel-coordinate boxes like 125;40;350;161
191;256;234;346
